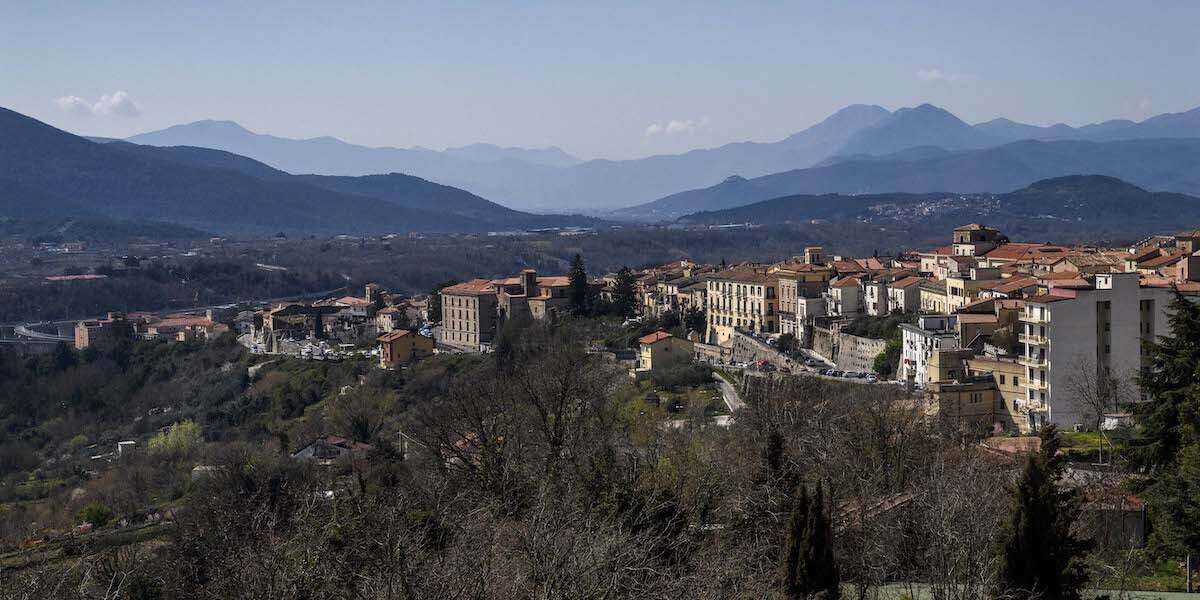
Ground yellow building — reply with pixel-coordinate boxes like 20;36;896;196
377;330;435;367
704;266;778;346
967;355;1026;432
637;331;694;371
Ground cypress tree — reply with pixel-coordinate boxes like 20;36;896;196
612;266;638;318
567;253;591;315
994;425;1090;600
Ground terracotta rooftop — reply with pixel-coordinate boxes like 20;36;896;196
831;277;861;288
1140;252;1186;269
638;331;674;345
890;276;925;289
984;243;1069;262
709;266;773;284
441;279;496;295
830;260;867;274
377;330;412;342
991;276;1039;294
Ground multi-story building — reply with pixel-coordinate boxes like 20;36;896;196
945;267;1001;312
773;262;832;335
826;277;863;318
440;279;498;352
495;269;572;322
1018;272;1174;429
704;266;778;346
899;315;960;387
952;223;1004;256
887;276;924;313
919;280;951;314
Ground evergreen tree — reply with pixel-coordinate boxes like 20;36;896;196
994;425;1090;600
1132;291;1200;474
781;484;840;599
567;253;591;315
612;266;638;318
1134;291;1200;564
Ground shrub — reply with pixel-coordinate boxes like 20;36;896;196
77;501;114;527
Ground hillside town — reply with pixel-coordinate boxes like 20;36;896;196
69;223;1194;440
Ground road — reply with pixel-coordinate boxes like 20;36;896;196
713;372;745;412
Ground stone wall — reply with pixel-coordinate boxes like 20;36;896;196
810;324;888;373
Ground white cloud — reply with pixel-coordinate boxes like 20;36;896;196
916;68;973;83
55;95;95;116
54;90;142;117
644;117;709;137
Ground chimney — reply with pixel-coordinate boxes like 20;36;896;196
521;269;538;297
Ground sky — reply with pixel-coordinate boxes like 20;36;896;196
2;1;1199;160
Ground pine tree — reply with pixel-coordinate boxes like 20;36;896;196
994;425;1090;600
567;253;591;315
781;484;840;599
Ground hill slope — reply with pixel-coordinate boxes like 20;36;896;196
678;175;1200;242
0;108;592;235
620;138;1200;220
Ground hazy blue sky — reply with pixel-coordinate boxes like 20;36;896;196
3;1;1198;159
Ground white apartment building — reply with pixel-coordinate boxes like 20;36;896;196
1019;272;1174;430
899;315;960;387
826;277;863;318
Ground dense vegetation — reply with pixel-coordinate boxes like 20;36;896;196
0;258;343;322
2;304;1198;598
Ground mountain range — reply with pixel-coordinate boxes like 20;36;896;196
0;107;596;235
676;175;1200;244
616;137;1200;220
118;103;1200;213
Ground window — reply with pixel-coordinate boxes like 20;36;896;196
999;374;1006;385
1013;376;1020;386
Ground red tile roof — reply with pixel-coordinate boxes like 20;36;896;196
638;331;674;345
442;278;496;295
831;277;861;288
890;276;925;289
377;330;411;342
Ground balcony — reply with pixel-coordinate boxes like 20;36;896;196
1019;354;1047;368
1023;312;1049;324
1023;377;1049;391
1019;333;1048;346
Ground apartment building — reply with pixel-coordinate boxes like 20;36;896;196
826;277;863;318
1018;272;1174;429
773;262;831;335
440;279;498;352
887;276;924;313
704;266;778;346
945;267;1002;312
899;315;960;387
